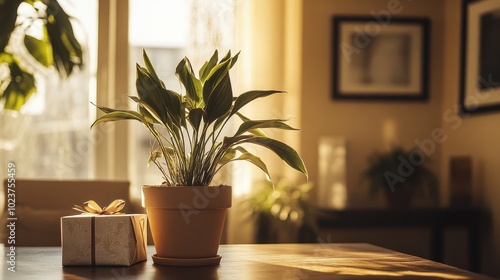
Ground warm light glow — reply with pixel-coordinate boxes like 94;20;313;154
382;119;399;150
244;249;471;279
318;137;347;209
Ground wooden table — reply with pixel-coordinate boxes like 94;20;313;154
317;207;487;272
1;244;493;279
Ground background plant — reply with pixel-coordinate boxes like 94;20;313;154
0;0;83;111
92;50;308;186
243;179;316;243
245;179;313;224
361;146;439;198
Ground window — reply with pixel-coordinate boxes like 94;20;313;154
128;0;236;198
1;0;98;179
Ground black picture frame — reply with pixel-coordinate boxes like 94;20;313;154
332;16;430;101
460;0;500;115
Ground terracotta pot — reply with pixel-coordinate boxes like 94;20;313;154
142;185;231;266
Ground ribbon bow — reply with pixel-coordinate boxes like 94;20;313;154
73;199;125;215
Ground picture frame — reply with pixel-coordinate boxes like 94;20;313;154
332;16;430;101
460;0;500;115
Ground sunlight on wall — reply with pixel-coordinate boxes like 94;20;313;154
318;137;347;209
382;119;399;150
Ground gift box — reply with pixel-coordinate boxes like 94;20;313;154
61;214;147;266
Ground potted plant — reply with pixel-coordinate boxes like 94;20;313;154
91;50;308;266
361;146;439;208
244;179;316;243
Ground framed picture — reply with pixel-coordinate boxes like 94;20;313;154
460;0;500;114
332;17;430;101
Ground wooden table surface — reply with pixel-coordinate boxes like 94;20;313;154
1;243;494;279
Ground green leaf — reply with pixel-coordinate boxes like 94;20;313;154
142;49;164;87
2;61;36;111
0;52;14;63
24;28;53;67
213;110;231;131
205;73;233;124
223;135;253;146
91;102;124;114
188;108;205;131
234;153;271;181
203;59;233;124
219;50;240;69
92;103;156;127
90;110;147;129
203;58;231;95
162;89;183;126
219;147;237;165
240;137;308;178
45;0;83;76
232;147;271;181
175;57;202;107
231;90;284;116
234;119;298;137
199;50;218;82
235;112;268;137
136;64;162;107
228;51;240;68
220;50;231;63
129;96;163;124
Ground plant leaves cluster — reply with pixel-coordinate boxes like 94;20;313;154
244;179;313;225
92;50;308;186
0;0;83;111
361;146;439;197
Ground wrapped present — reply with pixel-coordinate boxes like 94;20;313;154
61;200;147;266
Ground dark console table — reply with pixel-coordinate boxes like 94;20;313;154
317;207;488;272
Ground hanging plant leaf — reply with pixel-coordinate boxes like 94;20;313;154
45;0;83;76
2;61;36;111
24;26;54;67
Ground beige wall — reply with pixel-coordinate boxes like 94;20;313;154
440;0;500;276
231;0;500;276
301;0;445;206
301;0;499;276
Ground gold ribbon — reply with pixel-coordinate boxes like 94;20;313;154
130;215;147;264
72;199;125;215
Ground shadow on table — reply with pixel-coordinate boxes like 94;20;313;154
62;261;219;280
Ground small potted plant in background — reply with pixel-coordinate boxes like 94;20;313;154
244;179;316;243
361;146;439;209
91;50;308;266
